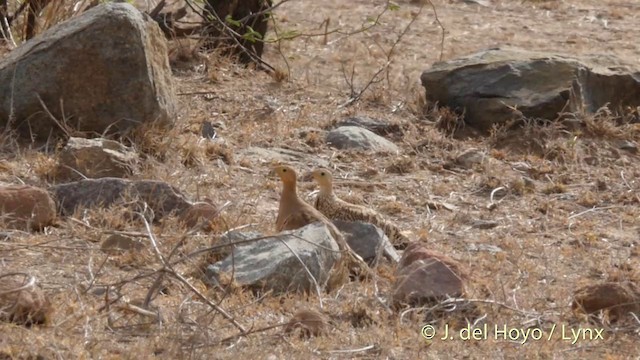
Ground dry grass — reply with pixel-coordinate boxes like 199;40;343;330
2;0;640;358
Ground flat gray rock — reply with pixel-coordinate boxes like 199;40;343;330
333;220;399;264
334;116;402;137
49;178;191;220
421;47;640;131
326;126;399;153
205;222;341;294
239;147;329;168
54;137;139;182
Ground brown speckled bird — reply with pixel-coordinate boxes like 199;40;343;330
311;167;412;249
273;164;372;283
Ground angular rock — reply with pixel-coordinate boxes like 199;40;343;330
0;274;51;326
178;201;219;230
333;220;399;264
54;137;139;182
101;234;145;254
284;309;329;338
455;148;487;169
572;282;640;321
326;126;399;153
205;222;342;294
421;47;640;131
0;185;56;231
0;2;176;140
334;116;403;137
239;147;329;168
49;178;191;220
392;243;466;307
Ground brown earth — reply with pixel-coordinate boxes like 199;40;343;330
1;0;639;358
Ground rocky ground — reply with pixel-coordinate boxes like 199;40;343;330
1;0;640;358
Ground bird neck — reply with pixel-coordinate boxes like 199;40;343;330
281;180;298;201
318;183;336;199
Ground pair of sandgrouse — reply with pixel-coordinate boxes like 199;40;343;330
273;164;410;250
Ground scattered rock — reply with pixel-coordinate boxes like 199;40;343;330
178;201;219;230
0;2;176;141
284;309;329;338
421;47;640;131
392;243;466;307
0;274;51;326
334;116;403;138
54;137;139;182
333;220;400;264
201;121;218;139
0;185;56;231
239;147;329;168
205;222;342;294
572;282;640;322
616;140;638;154
466;243;504;253
49;178;191;220
471;219;499;229
455;149;487;169
326;126;399;153
460;0;491;6
101;234;145;253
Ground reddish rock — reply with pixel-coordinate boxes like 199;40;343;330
179;201;219;230
572;282;640;322
392;243;467;307
0;275;51;326
0;185;56;231
284;309;328;338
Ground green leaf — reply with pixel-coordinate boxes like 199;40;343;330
242;26;263;43
388;2;400;11
225;15;242;27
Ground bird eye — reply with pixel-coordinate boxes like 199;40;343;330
321;172;325;176
282;169;287;172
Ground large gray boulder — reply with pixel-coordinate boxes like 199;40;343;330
421;47;640;131
205;222;342;294
49;178;191;220
0;2;176;140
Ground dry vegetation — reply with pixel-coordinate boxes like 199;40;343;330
2;0;640;358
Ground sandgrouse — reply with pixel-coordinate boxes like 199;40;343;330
272;164;372;281
311;167;412;249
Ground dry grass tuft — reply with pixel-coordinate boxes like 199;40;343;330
0;274;51;327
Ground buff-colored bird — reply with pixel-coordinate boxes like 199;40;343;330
272;164;372;283
311;167;412;249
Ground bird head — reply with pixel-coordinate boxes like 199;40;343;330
311;168;333;189
272;164;297;185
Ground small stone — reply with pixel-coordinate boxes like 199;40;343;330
471;219;499;229
0;274;51;326
334;116;402;137
179;202;219;230
326;126;399;153
101;234;145;253
392;243;467;307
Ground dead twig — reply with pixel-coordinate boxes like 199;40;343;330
137;210;248;334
